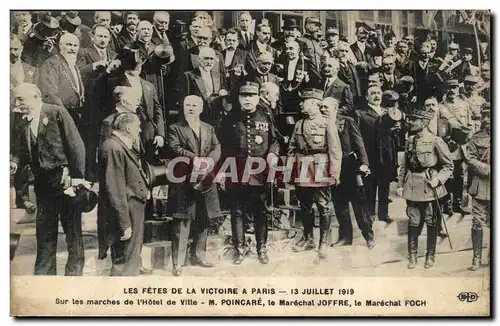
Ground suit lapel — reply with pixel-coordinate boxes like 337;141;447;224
112;135;149;183
199;122;209;153
181;122;199;154
193;71;208;101
140;79;151;111
211;70;220;92
89;46;101;62
36;105;49;150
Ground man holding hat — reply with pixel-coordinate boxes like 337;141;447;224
219;81;279;265
396;105;454;269
438;79;474;215
457;47;479;81
300;17;324;84
21;13;60;68
288;88;342;259
466;103;491;271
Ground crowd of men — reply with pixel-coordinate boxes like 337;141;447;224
10;10;491;277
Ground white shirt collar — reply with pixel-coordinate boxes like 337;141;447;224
368;103;383;116
357;41;366;52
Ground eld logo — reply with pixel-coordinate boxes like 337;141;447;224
457;292;479;303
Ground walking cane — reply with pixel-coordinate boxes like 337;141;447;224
426;170;453;250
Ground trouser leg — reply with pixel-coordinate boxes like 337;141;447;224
60;196;85;276
170;219;192;269
377;176;390;221
34;193;60;275
252;187;268;253
333;186;353;242
364;172;378;217
230;188;246;255
406;201;421;269
423;202;437;268
351;192;373;241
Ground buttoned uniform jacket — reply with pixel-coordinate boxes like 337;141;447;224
398;130;454;202
299;34;323;83
438;97;474;161
463;93;486;133
97;134;150;258
466;130;490;201
166;120;222;220
38;54;85;111
335;114;369;184
287;114;342;188
10;103;86;179
218;107;280;187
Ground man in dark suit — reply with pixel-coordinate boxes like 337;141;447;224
336;41;362;106
299;17;324;84
130;20;156;64
237;11;254;50
98;112;151;276
11;83;86;275
379;56;402;92
321;56;354;116
354;85;394;223
38;33;85;133
21;14;60;68
242;51;280;86
116;11;139;51
245;24;276;76
11;11;34;44
10;34;38;96
410;42;443;106
179;47;229;127
166;95;222;276
320;97;374;248
222;28;248;104
395;40;414;76
107;49;166;165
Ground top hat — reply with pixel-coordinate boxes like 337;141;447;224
72;187;98;213
118;46;143;70
33;15;60;40
283;18;300;30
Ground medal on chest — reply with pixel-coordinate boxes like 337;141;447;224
255;135;264;144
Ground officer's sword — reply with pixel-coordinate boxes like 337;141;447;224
425;170;453;250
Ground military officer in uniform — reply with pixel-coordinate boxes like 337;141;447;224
466;103;490;271
397;105;454;269
219;82;280;265
288;89;342;258
320;97;374;249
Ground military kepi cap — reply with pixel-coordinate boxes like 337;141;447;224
239;81;259;95
446;79;460;87
325;27;339;36
463;47;473;53
407;106;435;120
464;75;480;84
300;88;324;100
305;17;321;25
482;102;491;115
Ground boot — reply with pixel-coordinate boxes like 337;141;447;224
318;229;328;259
407;226;419;269
257;247;269;264
424;225;437;269
442;197;453;216
453;199;467;215
469;229;483;271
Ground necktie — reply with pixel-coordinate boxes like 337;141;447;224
244;32;249;45
324;79;331;92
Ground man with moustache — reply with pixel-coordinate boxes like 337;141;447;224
322;57;354;117
38;33;86;133
222;28;248;101
396;105;453;270
179;46;228;127
21;14;60;68
412;42;443;106
219;82;279;265
92;11;119;52
350;25;375;77
395;40;414;76
10;34;37;94
456;48;479;82
336;41;362;106
11;11;34;44
130;21;156;64
11;83;87;275
288;89;342;259
245;24;276;76
272;18;302;65
461;75;485;133
322;27;340;59
237;12;254;50
242;51;280;86
355;85;394;223
466;104;491;271
320;97;373;249
181;18;204;52
116;11;139;50
379;56;401;92
183;27;225;75
166;95;221;276
257;82;287;148
151;11;174;46
98;112;150;276
300;17;324;84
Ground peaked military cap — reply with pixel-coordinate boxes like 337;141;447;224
464;75;480;84
299;88;324;100
305;17;321;25
446;79;460;87
407;106;435;120
325;27;339;36
239;81;259;95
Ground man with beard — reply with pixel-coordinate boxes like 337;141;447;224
322;57;354;117
395;40;414;76
166;95;221;276
38;33;86;133
438;79;474;215
242;51;280;86
237;12;254;50
355;85;394;223
11;83;87;275
11;11;34;44
320;97;373;249
336;41;362;106
289;89;342;259
151;11;174;46
219;82;279;265
245;24;276;76
456;47;479;82
116;11;139;51
98;112;150;276
179;47;228;127
77;25;120;181
183;27;225;75
272;18;302;66
466;104;491;271
131;21;155;64
396;105;453;270
300;17;324;84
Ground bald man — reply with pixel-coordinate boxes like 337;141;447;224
167;95;222;276
38;33;86;132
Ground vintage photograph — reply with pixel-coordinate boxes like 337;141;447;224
9;9;491;316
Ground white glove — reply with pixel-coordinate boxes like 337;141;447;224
396;187;403;197
121;227;132;241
